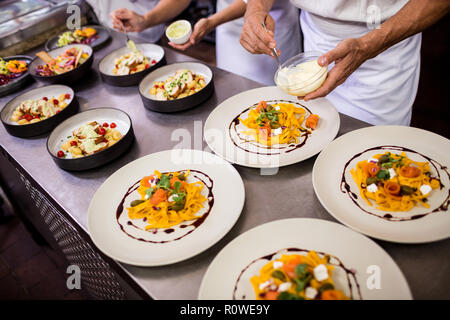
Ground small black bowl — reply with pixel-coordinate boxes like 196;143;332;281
0;55;33;97
45;25;111;51
0;85;79;138
138;62;214;113
47;108;134;171
99;43;166;87
28;44;94;85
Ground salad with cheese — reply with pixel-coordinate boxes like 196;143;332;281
113;40;156;75
36;47;89;76
58;121;121;158
149;69;206;100
10;93;71;125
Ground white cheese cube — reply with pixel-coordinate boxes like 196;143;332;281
313;264;329;281
367;183;378;193
259;280;271;291
273;261;283;269
388;168;396;179
368;158;379;163
277;282;292;292
272;127;283;136
420;184;432;196
305;287;318;299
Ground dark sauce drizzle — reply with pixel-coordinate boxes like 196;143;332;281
340;145;449;221
116;170;214;243
232;247;361;300
228;100;313;155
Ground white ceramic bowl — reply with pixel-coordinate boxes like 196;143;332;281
165;20;192;45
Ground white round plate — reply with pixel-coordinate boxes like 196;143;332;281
204;86;340;168
313;126;450;243
199;218;411;300
88;149;245;266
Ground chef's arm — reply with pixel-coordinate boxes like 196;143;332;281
111;0;191;33
169;0;247;51
304;0;450;100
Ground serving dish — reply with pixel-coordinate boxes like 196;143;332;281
204;86;339;168
99;43;165;87
199;218;412;300
312;125;450;243
88;149;245;266
139;62;214;112
45;25;111;51
47;108;134;171
1;85;78;138
28;44;94;85
0;55;33;97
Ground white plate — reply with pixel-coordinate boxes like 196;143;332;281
88;149;245;266
204;86;340;168
313;126;450;243
198;218;412;300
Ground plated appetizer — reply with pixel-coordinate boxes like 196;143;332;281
10;93;71;125
149;69;206;101
35;47;89;76
126;170;208;230
113;40;157;75
350;151;441;212
238;100;319;146
57;121;121;158
0;58;28;86
251;251;349;300
56;27;98;47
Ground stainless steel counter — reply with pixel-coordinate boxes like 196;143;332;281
0;30;449;300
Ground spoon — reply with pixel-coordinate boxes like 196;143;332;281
261;20;281;68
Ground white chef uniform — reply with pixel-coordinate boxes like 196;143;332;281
291;0;421;125
86;0;164;43
216;0;301;85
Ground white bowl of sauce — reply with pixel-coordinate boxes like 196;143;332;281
275;51;328;97
166;20;192;45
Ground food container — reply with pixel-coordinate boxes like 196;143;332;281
165;20;192;45
274;51;328;97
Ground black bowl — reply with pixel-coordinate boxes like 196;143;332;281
99;43;166;87
0;55;33;97
1;85;79;138
45;25;111;51
28;44;94;85
138;62;214;113
47;108;135;171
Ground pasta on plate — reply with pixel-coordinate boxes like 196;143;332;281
350;151;441;211
238;100;319;146
251;251;349;300
126;170;207;229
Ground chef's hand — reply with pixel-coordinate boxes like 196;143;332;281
110;8;148;33
301;38;369;101
168;18;213;51
240;11;277;56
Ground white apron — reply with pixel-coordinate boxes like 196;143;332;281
216;0;301;85
292;0;421;125
86;0;164;43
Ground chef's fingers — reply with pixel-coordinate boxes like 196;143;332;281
303;67;342;101
318;39;351;66
168;41;193;51
240;37;258;54
242;26;273;55
253;15;277;50
114;8;132;20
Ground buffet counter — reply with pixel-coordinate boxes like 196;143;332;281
0;29;449;300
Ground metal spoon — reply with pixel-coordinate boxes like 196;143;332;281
261;20;281;68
